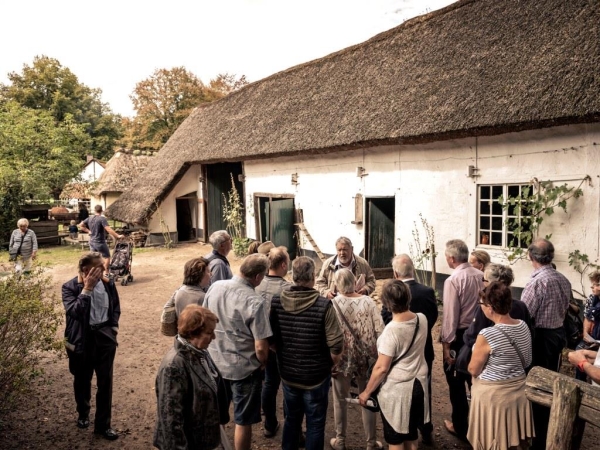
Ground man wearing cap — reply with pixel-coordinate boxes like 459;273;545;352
315;237;376;299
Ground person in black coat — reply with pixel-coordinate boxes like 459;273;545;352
62;252;120;440
381;254;438;445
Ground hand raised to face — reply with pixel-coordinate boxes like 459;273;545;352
83;266;104;290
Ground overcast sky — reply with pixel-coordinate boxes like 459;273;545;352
1;0;455;117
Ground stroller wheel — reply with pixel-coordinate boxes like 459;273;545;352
128;275;133;282
121;278;128;286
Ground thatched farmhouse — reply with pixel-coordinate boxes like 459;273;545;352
91;151;153;211
107;0;600;289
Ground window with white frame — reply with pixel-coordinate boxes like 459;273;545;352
477;184;532;248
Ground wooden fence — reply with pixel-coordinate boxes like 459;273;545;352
526;366;600;450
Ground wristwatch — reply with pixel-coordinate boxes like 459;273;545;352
577;360;588;372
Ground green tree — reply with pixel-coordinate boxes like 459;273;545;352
124;69;249;151
128;67;211;150
0;101;90;241
0;55;122;160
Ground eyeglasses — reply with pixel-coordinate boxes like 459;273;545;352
478;300;488;306
482;277;488;283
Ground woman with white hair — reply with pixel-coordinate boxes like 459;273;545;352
9;218;38;274
330;268;385;450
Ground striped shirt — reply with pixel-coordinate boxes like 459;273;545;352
478;321;532;381
520;265;571;329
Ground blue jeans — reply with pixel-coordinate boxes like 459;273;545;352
282;375;330;450
262;350;280;432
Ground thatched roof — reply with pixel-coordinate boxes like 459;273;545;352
93;152;153;195
107;0;600;224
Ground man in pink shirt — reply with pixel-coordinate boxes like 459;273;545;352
441;239;483;440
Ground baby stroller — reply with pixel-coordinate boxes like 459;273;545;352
110;237;134;286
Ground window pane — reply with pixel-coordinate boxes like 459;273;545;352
492;185;503;199
480;201;490;215
492;216;503;230
507;185;520;197
492;200;503;215
480;216;490;230
480;185;490;199
491;232;502;246
507;202;518;217
479;233;490;245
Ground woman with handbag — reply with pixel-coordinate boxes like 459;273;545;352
9;218;38;275
467;282;534;450
330;269;385;450
154;305;229;450
359;280;429;450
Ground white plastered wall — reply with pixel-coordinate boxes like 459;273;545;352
244;122;600;288
148;165;202;236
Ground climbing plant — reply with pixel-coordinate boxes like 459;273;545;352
498;177;588;262
498;176;597;299
407;214;438;292
223;174;250;257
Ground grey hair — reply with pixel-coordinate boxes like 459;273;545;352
392;254;414;278
334;268;356;295
445;239;469;263
240;254;269;279
484;263;514;287
292;256;315;284
17;218;29;227
209;230;231;250
335;236;353;248
528;238;554;265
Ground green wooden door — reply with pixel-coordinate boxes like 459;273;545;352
270;198;296;259
367;197;395;269
206;163;243;235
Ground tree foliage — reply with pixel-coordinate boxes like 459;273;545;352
0;101;91;242
0;55;122;161
122;69;248;151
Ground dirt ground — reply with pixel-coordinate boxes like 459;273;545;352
0;242;598;449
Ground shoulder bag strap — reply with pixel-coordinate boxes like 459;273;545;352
390;314;420;370
494;325;527;370
331;299;373;358
16;229;30;255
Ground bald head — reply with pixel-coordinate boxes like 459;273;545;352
392;254;415;279
268;246;290;276
528;238;554;265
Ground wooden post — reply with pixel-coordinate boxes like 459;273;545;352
546;377;582;450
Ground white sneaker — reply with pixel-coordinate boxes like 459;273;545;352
329;438;346;450
367;441;383;450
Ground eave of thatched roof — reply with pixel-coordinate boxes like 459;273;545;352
106;0;600;224
92;152;153;195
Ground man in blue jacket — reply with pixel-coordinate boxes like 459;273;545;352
62;252;121;440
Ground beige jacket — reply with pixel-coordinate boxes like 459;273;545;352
315;254;376;296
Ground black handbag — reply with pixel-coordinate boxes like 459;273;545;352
455;343;472;375
364;314;420;412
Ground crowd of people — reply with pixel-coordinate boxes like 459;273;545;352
52;216;600;449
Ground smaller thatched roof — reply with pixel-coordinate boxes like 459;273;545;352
61;182;92;200
92;152;153;195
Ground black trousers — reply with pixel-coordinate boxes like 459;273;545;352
67;326;117;431
443;328;471;438
531;327;565;450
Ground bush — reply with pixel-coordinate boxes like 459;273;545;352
0;270;63;414
232;237;252;258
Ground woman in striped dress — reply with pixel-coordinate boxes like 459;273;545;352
9;218;38;274
467;282;534;450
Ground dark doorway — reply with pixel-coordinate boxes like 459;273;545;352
205;163;244;235
256;195;297;259
365;197;395;269
176;192;197;242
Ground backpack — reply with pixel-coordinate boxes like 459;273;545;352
564;300;583;350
